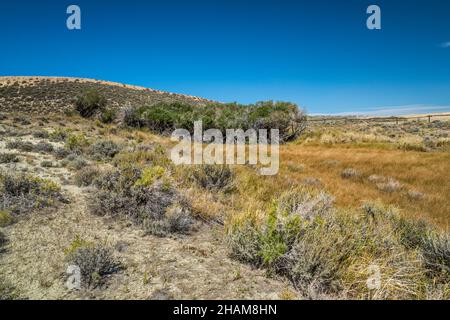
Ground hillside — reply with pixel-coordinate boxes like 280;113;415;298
0;77;214;115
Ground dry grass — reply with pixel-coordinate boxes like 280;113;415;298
279;145;449;229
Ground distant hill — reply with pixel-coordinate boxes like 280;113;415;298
0;76;214;115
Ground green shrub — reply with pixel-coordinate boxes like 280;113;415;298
134;166;166;187
75;89;107;118
131;101;307;142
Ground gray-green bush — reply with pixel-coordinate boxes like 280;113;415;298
89;165;193;236
66;244;121;289
0;172;65;216
89;140;121;160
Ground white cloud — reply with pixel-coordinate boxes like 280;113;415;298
312;105;450;117
440;41;450;48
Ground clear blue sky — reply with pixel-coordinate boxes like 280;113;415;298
1;0;449;115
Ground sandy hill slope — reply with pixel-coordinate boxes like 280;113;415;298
0;76;214;114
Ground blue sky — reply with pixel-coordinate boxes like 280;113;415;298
0;0;449;115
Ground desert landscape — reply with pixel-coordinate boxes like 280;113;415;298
0;77;449;300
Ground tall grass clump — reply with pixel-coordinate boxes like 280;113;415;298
227;189;449;299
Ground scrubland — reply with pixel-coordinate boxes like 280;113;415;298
0;86;448;300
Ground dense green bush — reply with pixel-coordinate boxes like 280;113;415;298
75;89;107;118
127;101;307;142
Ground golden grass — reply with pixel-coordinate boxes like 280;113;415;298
280;145;450;229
